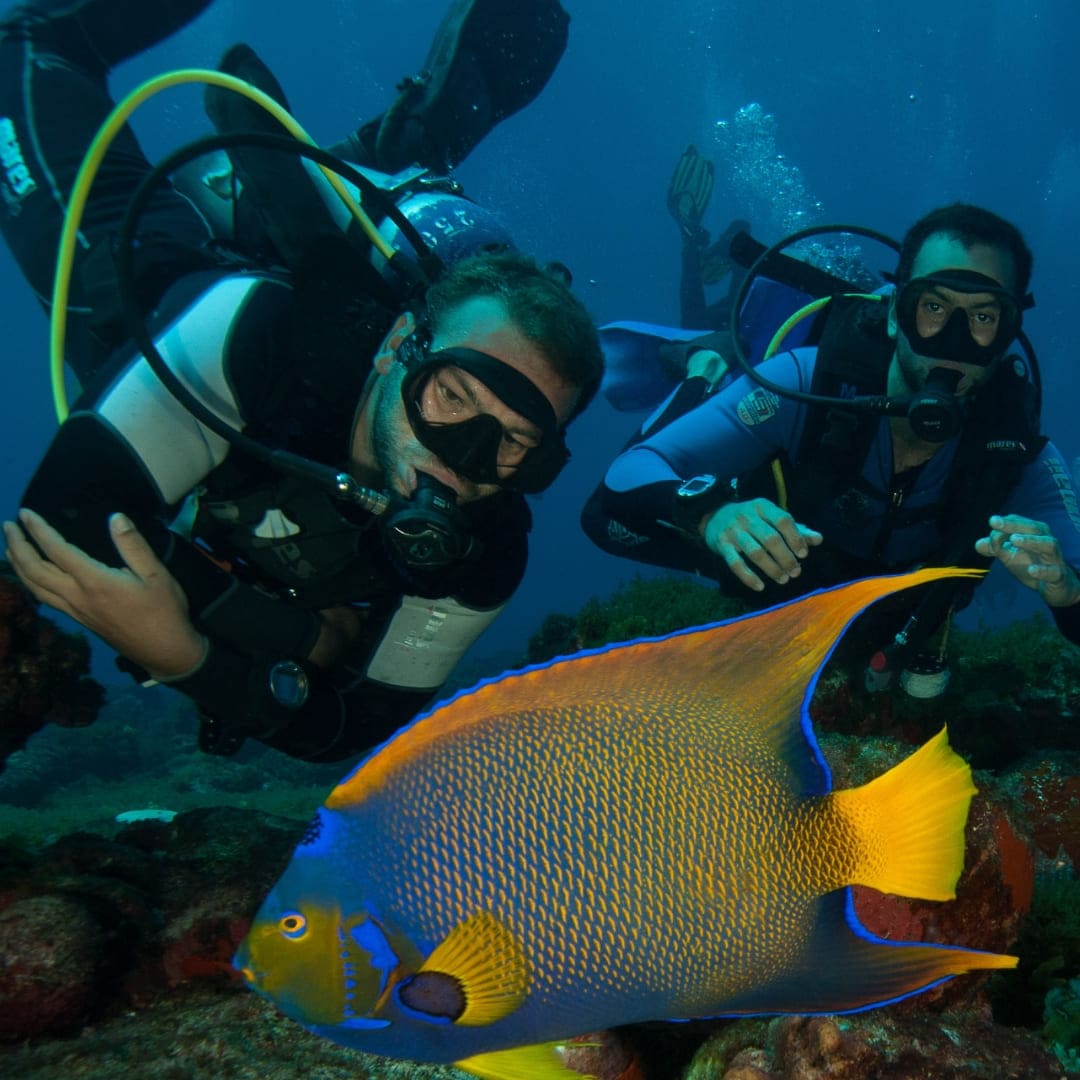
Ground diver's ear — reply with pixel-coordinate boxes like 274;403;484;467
374;312;417;374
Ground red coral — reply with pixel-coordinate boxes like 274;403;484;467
1017;763;1080;867
992;810;1035;914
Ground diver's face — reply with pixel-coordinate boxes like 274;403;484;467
889;234;1018;398
352;297;578;503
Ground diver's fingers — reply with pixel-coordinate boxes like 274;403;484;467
988;513;1046;537
2;519;79;614
735;527;801;583
704;500;804;585
107;513;167;583
713;539;766;592
765;509;821;561
12;508;98;580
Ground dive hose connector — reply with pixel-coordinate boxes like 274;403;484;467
335;473;391;516
266;450;390;515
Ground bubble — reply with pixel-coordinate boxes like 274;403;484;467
710;102;823;237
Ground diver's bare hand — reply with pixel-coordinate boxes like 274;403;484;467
702;498;823;592
3;508;207;679
975;514;1080;608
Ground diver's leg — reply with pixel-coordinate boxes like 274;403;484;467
0;0;215;383
328;0;570;173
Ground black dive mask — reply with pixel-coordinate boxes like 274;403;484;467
397;332;569;493
895;269;1024;367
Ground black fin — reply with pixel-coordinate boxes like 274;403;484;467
349;0;570;173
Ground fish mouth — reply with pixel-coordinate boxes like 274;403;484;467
232;944;264;990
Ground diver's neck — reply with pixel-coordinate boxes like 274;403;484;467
889;418;940;474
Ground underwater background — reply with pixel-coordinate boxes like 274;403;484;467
3;0;1080;679
2;1;1080;1077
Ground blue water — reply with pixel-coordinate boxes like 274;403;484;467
2;0;1078;683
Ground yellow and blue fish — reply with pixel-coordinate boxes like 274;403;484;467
236;568;1017;1080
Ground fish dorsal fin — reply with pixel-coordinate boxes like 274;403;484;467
456;1042;594;1080
402;910;528;1027
330;568;982;804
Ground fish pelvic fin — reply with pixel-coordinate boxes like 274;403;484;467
414;910;529;1026
829;727;976;900
456;1042;594;1080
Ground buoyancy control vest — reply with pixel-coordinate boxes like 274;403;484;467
740;292;1047;654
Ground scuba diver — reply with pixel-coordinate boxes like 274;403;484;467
0;0;603;761
666;143;751;334
583;203;1080;691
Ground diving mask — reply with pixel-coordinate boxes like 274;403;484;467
397;331;569;493
895;269;1025;367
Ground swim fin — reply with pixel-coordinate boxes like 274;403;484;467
201;42;344;266
333;0;570;173
0;0;212;74
666;144;714;240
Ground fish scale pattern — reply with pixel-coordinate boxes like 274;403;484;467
353;694;838;1024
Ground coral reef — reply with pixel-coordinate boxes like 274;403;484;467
0;569;103;771
681;1011;1065;1079
0;573;1077;1076
0;807;308;1039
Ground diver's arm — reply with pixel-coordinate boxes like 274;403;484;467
19;276;327;671
178;525;527;761
600;353;809;530
589;352;821;586
974;442;1080;640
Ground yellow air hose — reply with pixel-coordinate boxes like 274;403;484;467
758;292;883;509
50;68;394;423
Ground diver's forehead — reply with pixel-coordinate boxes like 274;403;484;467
911;234;1016;293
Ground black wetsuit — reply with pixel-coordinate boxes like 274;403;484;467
0;0;537;761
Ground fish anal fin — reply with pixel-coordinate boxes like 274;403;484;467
725;891;1016;1016
457;1041;594;1080
829;727;976;899
419;910;528;1026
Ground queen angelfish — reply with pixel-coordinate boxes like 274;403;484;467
236;567;1016;1080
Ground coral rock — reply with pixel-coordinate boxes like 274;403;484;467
687;1010;1064;1079
0;573;103;771
0;894;108;1039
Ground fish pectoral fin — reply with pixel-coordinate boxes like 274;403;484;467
402;910;529;1027
456;1041;594;1080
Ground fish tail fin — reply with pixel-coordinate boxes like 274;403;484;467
830;727;976;900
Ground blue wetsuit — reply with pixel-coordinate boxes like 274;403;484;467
585;347;1080;643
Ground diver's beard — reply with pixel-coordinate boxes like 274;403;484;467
892;342;923;395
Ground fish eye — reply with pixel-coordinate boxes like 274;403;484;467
280;912;308;939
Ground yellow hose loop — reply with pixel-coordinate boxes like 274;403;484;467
51;68;392;422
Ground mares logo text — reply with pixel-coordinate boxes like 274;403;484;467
0;118;37;207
